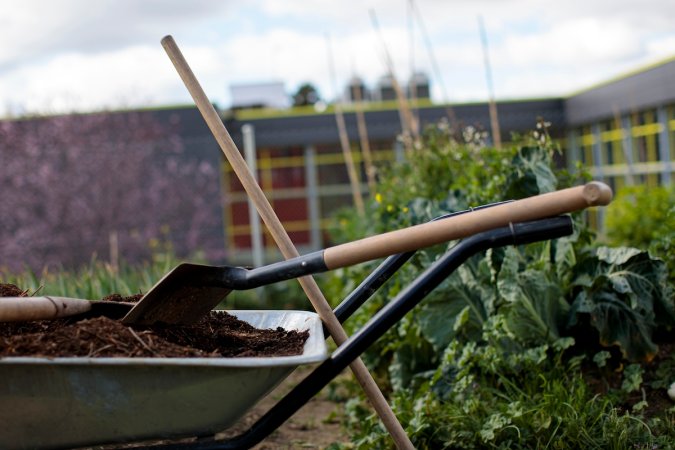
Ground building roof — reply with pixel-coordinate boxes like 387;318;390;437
227;98;565;148
564;56;675;126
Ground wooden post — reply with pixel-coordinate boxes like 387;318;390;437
108;230;119;274
242;124;264;267
304;145;323;250
657;106;672;185
613;105;635;186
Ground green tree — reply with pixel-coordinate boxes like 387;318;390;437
292;82;320;106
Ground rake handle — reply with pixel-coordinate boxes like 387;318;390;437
324;181;612;269
161;35;415;449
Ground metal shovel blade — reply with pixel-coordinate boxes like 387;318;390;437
121;263;232;326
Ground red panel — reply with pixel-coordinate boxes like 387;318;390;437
274;199;307;222
230;202;250;226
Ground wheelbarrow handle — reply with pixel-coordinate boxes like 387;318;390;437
240;183;610;290
177;216;574;450
323;182;611;269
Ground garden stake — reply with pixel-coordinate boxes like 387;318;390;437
326;33;365;216
160;35;416;450
369;9;419;143
351;79;377;193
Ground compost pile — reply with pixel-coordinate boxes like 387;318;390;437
0;283;308;358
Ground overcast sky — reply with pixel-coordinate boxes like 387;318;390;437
1;0;674;115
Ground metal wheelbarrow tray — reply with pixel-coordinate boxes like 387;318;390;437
0;215;574;449
0;310;326;449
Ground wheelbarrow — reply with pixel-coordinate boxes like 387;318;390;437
0;212;574;449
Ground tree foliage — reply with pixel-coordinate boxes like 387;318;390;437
292;82;320;107
0;111;223;270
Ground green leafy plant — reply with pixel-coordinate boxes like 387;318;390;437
568;246;674;361
325;121;674;449
605;184;675;284
605;185;675;250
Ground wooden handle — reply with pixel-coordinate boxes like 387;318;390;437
161;35;415;449
0;297;92;322
324;181;612;269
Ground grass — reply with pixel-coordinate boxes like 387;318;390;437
1;252;180;300
338;342;675;450
1;248;317;311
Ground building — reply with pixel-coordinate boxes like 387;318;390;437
565;59;675;191
222;97;565;262
218;57;674;263
2;58;673;267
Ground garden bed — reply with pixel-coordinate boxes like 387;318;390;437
0;283;308;358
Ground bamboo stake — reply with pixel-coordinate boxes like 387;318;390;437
161;35;414;450
334;102;366;215
369;9;419;143
409;0;459;128
478;15;502;149
351;81;377;193
407;0;420;136
326;34;366;216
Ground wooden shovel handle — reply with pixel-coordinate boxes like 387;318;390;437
0;297;92;322
324;181;612;269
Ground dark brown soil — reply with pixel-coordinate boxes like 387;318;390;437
580;339;675;420
101;293;144;303
0;283;25;297
0;283;308;358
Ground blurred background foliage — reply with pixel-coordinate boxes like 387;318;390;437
322;120;674;449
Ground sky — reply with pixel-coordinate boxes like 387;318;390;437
1;0;674;115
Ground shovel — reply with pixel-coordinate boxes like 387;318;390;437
0;182;612;325
120;181;611;325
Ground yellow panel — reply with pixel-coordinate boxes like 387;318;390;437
228;219;333;237
600;129;623;142
223;149;396;171
580;133;595;146
631;123;663;137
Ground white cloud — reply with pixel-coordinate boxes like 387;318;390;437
646;36;675;60
0;46;180;113
0;0;229;68
0;0;673;114
499;18;642;67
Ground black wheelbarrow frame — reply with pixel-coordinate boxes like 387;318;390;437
146;210;573;450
